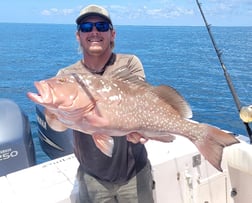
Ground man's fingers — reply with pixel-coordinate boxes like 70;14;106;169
126;132;148;144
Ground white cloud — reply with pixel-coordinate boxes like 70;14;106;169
148;7;194;18
108;4;194;21
38;1;251;25
41;8;74;16
62;9;74;16
41;9;51;16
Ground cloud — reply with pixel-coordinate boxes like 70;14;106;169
38;1;251;25
203;0;252;16
146;7;194;18
41;8;74;16
108;4;194;21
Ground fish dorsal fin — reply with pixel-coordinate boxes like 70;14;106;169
152;85;193;118
107;67;192;118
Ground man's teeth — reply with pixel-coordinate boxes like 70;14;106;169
89;39;102;42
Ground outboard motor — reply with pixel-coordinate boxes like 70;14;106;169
0;98;36;176
36;105;74;159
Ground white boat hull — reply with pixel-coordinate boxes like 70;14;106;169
0;135;251;203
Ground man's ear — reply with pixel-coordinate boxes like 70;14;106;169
76;31;80;42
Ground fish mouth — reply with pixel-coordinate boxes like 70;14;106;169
33;81;53;104
34;81;46;97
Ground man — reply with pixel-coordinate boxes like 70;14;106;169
45;4;154;203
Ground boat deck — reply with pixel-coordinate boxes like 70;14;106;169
0;135;251;203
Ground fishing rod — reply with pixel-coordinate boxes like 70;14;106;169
196;0;252;143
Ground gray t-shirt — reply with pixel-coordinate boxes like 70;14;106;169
58;53;148;183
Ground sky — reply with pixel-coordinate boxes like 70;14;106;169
1;0;252;26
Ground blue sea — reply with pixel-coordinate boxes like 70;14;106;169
0;23;252;164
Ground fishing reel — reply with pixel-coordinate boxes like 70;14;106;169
240;105;252;123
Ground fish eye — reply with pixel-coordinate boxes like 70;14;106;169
58;77;67;83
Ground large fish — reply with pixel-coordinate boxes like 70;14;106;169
27;68;239;171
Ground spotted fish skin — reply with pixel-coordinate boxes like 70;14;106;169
27;68;239;171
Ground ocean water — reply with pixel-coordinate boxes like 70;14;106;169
0;23;252;163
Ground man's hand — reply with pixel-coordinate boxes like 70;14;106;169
126;132;148;144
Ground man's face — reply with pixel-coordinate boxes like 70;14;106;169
77;16;115;56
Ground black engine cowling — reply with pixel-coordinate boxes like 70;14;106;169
36;105;74;159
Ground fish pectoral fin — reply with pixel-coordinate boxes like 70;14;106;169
92;134;114;157
150;134;176;143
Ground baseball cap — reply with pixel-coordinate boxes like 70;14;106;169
76;5;112;25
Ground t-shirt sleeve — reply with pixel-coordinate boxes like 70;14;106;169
105;54;146;80
128;55;146;80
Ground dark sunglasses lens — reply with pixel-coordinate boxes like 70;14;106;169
96;22;110;32
79;23;93;32
79;22;111;32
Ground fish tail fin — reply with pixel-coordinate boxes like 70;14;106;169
194;124;239;171
92;134;114;157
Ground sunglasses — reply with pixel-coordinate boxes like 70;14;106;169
77;22;113;32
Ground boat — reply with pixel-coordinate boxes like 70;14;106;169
1;100;252;203
1;1;252;202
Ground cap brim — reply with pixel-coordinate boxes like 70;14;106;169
76;13;112;25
